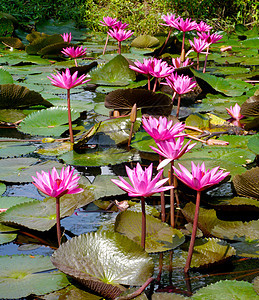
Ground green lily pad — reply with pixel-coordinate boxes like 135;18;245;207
0;255;70;299
115;210;185;253
182;202;259;241
219;135;253;149
192;280;259;300
0;184;93;231
0;142;36;158
0;158;64;183
0;84;53;109
152;293;189;299
18;107;80;137
89;54;136;86
0;233;17;245
0;109;27;123
25;34;64;55
0;223;19;233
60;147;140;167
51;231;154;299
231;237;259;258
94;102;111;116
0;183;6;195
130;131;157;153
247;134;259;154
131;35;160;48
211;66;250;76
210;196;259;209
192;69;252;97
0;196;36;209
0;69;13;84
173;238;236;269
36;142;73;156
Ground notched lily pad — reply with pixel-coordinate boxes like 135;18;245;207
105;89;172;116
51;231;154;299
0;142;36;158
131;35;160;48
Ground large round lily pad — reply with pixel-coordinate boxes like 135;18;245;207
18;106;80;137
51;231;154;299
115;210;185;253
0;255;70;299
0;142;36;158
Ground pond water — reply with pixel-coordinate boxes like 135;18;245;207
0;19;258;300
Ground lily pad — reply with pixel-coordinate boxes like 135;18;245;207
0;69;13;84
0;233;17;245
231;237;259;258
51;231;154;299
60;147;140;167
131;35;160;48
0;84;53;109
89;54;136;86
105;89;173;116
192;69;252;97
247;135;259;154
115;210;185;253
18;107;80;137
0;183;6;195
130;131;157;153
0;109;27;123
36;142;73;156
152;293;189;299
0;185;94;231
0;142;36;158
0;196;36;209
233;167;259;199
192;280;259;300
0;255;70;299
172;238;236;269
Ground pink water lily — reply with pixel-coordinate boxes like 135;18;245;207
172;57;193;69
165;73;197;95
108;28;134;54
149;58;174;91
61;32;72;43
113;21;129;30
32;166;83;246
174;17;197;52
111;163;173;198
173;161;229;272
112;163;174;249
48;68;90;90
32;166;83;198
48;68;90;143
142;116;186;141
129;58;152;89
226;103;244;120
188;37;210;70
61;46;87;66
173;161;230;192
151;137;196;170
195;21;212;32
100;16;118;27
197;32;223;44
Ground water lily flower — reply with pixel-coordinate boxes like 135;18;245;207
113;21;129;30
164;73;196;117
173;161;229;272
151;137;196;170
226;103;244;120
149;58;174;91
32;166;83;246
48;68;90;143
129;58;152;89
142;116;186;141
108;28;134;54
111;163;174;249
61;46;87;67
100;17;118;55
61;32;72;43
172;57;193;69
188;37;210;70
195;21;212;32
100;16;118;27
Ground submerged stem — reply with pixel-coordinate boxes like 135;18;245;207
159;27;172;56
184;190;201;273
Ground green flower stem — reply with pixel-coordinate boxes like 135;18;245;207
56;196;61;247
196;53;200;70
118;41;121;54
203;46;210;73
67;89;74;144
153;77;158;92
103;33;109;55
181;32;186;54
141;196;146;249
74;58;78;67
159;155;166;222
159;27;172;56
184;190;201;273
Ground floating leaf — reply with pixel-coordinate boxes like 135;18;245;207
51;231;154;299
36;142;73;156
247;134;259;154
0;183;6;195
0;196;35;209
60;148;140;167
0;109;27;123
131;131;157;153
0;37;25;49
0;233;17;245
172;238;236;269
18;107;80;137
152;293;189;299
131;35;160;48
0;255;70;299
115;210;185;253
192;69;252;97
211;66;250;76
0;142;36;158
231;237;259;258
0;84;53;109
233;167;259;199
90;55;136;86
192;280;259;300
105;89;172;116
25;34;64;55
241;95;259;117
0;69;13;85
